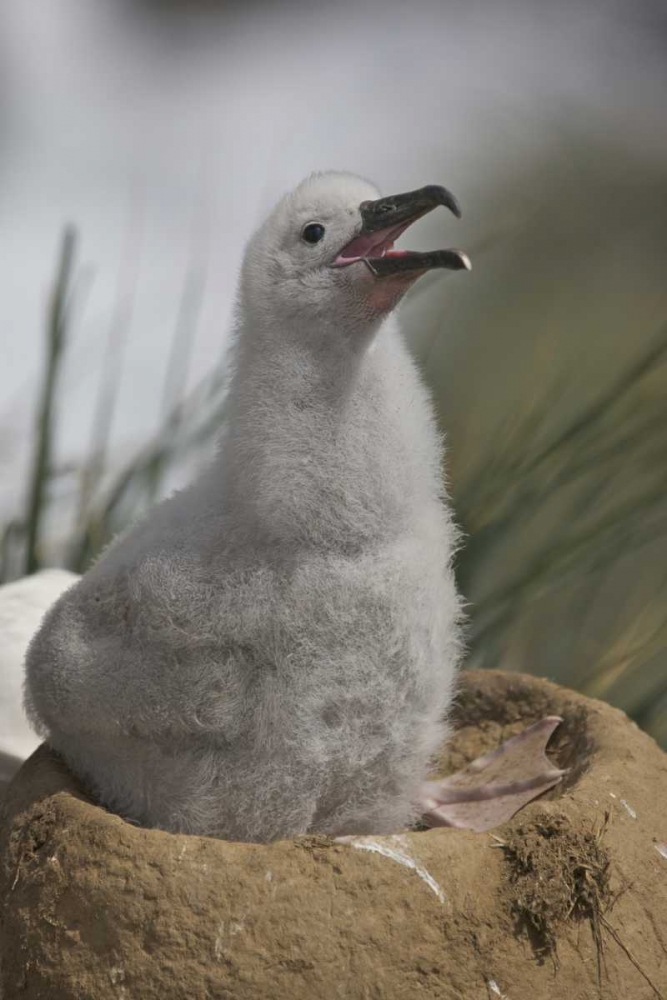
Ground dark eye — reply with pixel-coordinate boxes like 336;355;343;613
301;222;326;244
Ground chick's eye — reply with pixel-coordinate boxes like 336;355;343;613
301;222;326;245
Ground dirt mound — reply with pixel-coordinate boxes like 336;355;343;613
1;670;666;1000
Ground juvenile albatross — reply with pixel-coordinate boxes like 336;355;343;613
25;172;470;842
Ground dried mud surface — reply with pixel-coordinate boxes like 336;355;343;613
1;670;666;1000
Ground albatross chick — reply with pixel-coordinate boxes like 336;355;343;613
25;172;470;842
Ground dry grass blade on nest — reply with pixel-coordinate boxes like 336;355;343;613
500;812;612;966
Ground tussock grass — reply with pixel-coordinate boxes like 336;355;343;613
451;321;667;743
23;228;76;576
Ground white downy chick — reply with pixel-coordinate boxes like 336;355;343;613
25;172;470;842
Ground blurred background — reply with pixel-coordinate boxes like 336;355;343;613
1;0;666;744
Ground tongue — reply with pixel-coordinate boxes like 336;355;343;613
334;220;414;264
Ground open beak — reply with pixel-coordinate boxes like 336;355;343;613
332;184;471;277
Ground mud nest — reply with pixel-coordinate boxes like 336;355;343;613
1;670;666;1000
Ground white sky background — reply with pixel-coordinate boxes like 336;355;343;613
0;0;666;518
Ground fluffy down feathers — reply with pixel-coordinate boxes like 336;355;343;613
25;173;463;841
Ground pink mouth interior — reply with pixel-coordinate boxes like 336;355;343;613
332;220;414;267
